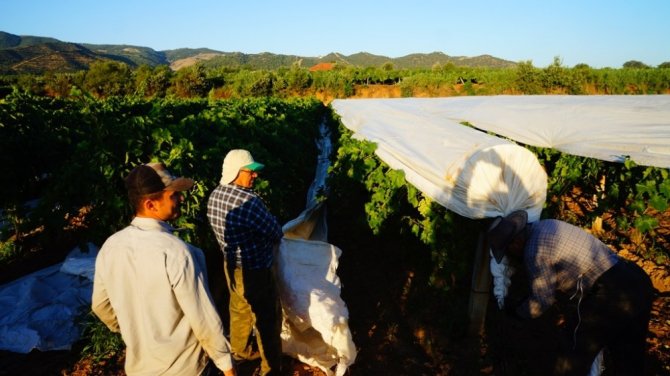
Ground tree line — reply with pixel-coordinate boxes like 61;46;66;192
1;57;669;100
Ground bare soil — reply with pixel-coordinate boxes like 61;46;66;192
0;209;668;376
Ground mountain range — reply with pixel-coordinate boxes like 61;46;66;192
0;31;516;74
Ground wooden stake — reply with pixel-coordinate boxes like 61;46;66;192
467;231;491;336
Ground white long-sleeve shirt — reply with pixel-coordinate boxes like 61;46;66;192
92;217;233;375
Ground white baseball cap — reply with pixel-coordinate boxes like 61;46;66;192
220;149;265;185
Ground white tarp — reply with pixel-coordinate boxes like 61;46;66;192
278;225;356;376
278;117;356;376
333;95;670;169
0;244;98;353
331;98;548;222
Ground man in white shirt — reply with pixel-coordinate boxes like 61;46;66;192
92;162;236;376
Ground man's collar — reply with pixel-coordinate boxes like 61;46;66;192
227;183;254;192
131;216;176;233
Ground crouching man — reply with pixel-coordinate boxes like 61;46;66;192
488;210;654;375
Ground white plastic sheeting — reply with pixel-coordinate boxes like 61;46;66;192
0;244;98;353
278;225;356;376
331;98;548;221
277;117;356;376
333;95;670;169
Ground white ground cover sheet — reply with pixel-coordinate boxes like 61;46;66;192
0;245;97;353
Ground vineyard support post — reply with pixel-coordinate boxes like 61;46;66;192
467;231;490;336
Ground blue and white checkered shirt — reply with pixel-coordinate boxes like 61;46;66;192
518;219;619;319
207;184;283;270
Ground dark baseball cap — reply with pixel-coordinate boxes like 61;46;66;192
125;162;194;195
486;210;528;263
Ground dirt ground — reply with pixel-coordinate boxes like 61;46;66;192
0;214;668;376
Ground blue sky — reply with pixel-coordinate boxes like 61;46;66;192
2;0;668;68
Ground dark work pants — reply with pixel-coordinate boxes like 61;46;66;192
224;261;282;376
554;259;654;375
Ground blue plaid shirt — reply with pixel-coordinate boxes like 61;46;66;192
207;184;283;270
518;219;619;319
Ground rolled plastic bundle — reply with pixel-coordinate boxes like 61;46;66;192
447;143;547;221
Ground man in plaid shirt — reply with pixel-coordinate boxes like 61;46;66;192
487;210;654;375
207;149;284;376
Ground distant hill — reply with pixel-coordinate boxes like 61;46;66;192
0;31;159;74
81;44;168;67
0;31;516;74
171;50;517;71
163;48;223;62
0;42;100;74
0;31;61;48
395;52;514;68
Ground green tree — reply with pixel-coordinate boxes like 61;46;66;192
542;56;566;91
44;72;75;98
285;65;312;93
623;60;649;69
134;65;172;98
15;74;46;96
515;60;543;94
381;62;395;71
249;70;276;97
170;65;210;98
83;60;132;98
658;62;670;69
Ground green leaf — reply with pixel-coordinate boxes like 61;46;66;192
649;195;669;212
616;217;630;231
629;199;646;213
635;181;657;197
633;215;658;234
659;179;670;197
